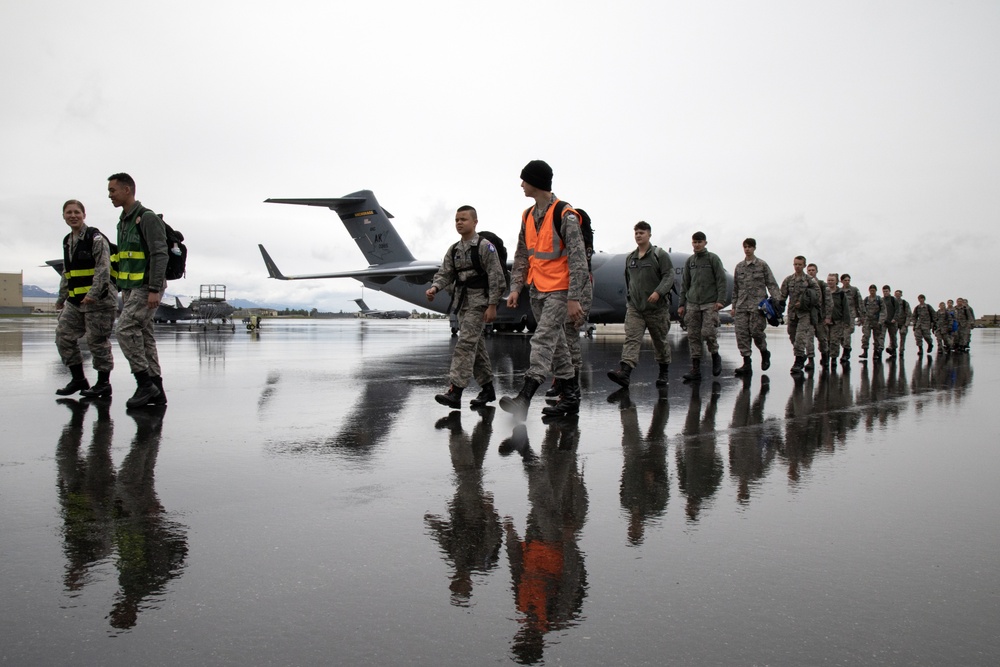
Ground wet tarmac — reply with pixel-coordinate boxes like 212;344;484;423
1;318;998;666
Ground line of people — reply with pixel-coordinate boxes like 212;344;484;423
54;173;168;409
428;159;978;420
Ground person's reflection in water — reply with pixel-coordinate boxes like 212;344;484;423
424;408;502;607
727;376;778;505
56;398;116;593
617;393;669;545
503;419;588;665
676;382;723;522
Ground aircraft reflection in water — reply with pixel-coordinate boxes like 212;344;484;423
55;400;187;632
258;190;734;333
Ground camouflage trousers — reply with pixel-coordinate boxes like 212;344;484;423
528;288;573;383
787;314;816;357
883;322;899;353
814;320;830;357
621;305;671;368
896;325;909;352
861;321;884;353
117;288;162;377
957;325;972;348
935;328;952;350
562;277;593;371
828;322;849;359
449;304;493;388
842;321;856;351
55;302;116;371
734;309;767;357
683;304;720;359
913;326;933;351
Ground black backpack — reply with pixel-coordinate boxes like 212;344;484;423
523;201;595;270
451;231;509;291
136;206;187;281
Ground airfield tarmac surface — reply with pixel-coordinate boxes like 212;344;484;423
1;318;998;666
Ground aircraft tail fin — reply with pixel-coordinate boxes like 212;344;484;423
258;244;288;280
353;298;372;313
265;190;416;266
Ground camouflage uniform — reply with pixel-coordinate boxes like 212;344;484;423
116;202;168;376
509;197;589;383
882;294;899;354
680;249;727;359
780;273;821;357
55;223;118;371
842;284;863;352
731;256;780;358
910;303;936;352
620;245;674;368
955;303;975;350
860;295;887;355
431;234;506;388
827;288;851;360
564;274;593;371
813;279;833;360
895;298;912;353
935;306;952;350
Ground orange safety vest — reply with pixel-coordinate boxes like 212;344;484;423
523;199;577;292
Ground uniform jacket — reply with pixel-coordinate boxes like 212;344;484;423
510;195;588;301
432;233;506;310
680;249;726;307
625;245;674;313
731;257;780;312
116;201;168;292
57;223;118;311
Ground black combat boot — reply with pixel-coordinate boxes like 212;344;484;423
927;343;933;354
790;356;806;376
80;370;112;399
126;371;162;409
655;363;670;387
859;348;868;361
541;376;580;418
760;348;771;371
56;364;90;396
819;353;829;370
711;352;723;376
607;362;632;388
499;377;541;421
841;348;852;365
682;358;702;382
873;349;883;363
469;382;496;408
150;375;167;405
435;385;464;409
804;357;815;372
544;378;562;398
733;356;752;376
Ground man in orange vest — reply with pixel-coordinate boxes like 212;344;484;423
500;160;590;420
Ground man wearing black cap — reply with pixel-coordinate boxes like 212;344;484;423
500;160;589;420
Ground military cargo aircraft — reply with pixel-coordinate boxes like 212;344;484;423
258;190;733;333
352;297;411;319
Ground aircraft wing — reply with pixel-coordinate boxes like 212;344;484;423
259;244;438;283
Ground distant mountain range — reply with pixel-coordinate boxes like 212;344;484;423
23;285;57;297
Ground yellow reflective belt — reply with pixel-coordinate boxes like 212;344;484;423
69;286;91;297
119;250;146;259
121;272;145;280
67;268;96;277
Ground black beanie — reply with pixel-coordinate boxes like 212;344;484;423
520;160;553;191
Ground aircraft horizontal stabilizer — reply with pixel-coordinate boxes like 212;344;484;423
258;244;438;282
264;198;394;219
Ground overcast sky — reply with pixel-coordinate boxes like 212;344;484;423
2;0;997;313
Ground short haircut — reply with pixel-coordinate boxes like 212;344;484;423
62;199;85;214
918;294;926;299
794;255;806;263
882;284;891;291
743;237;756;248
456;205;477;220
828;273;839;282
807;263;818;270
108;172;135;191
634;221;651;232
869;284;877;290
841;273;851;281
692;231;706;242
894;289;902;295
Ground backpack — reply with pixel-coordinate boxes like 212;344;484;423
523;201;595;270
136;206;187;281
451;231;509;292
